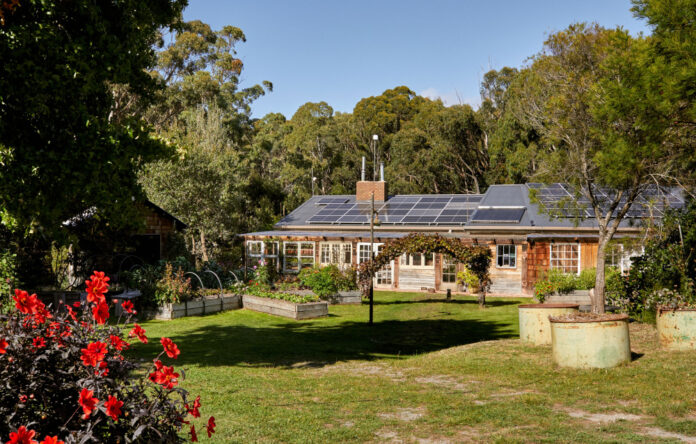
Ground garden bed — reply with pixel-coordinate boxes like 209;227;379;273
144;294;242;320
242;294;328;320
324;290;362;305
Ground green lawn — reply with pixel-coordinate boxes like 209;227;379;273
131;292;696;443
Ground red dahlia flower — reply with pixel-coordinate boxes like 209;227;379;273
189;425;198;442
0;338;7;354
206;416;216;437
32;337;46;349
104;395;123;421
13;290;39;315
39;436;64;444
149;360;179;390
78;388;98;420
129;323;147;343
92;301;110;325
80;341;107;367
187;395;201;418
160;337;180;359
108;334;128;351
7;425;37;444
121;300;134;313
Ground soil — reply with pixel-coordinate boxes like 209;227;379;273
549;312;629;323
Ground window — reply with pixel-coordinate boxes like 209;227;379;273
496;244;516;268
442;255;457;283
400;253;434;268
550;243;580;275
358;243;392;285
319;242;352;268
283;242;315;272
607;244;643;274
247;240;279;270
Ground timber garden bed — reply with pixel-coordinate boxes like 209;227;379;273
242;293;329;320
143;294;242;320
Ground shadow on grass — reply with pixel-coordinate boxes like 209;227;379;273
132;317;516;369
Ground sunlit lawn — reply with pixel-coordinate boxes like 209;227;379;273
131;292;696;443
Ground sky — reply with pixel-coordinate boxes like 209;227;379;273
182;0;650;119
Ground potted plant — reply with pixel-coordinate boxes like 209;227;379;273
518;302;580;346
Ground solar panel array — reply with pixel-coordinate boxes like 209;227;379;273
527;183;685;218
471;208;526;223
307;195;482;225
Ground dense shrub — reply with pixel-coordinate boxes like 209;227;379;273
298;265;357;298
612;200;696;313
456;268;480;292
534;267;624;302
155;263;193;305
0;272;216;442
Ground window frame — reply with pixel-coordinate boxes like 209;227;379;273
282;241;315;273
400;253;435;269
357;242;392;285
496;244;517;269
549;242;581;275
442;254;457;283
247;240;279;270
319;242;352;268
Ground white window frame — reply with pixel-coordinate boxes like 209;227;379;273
442;255;457;284
496;244;516;269
283;241;315;273
607;244;644;274
247;240;279;270
549;242;581;275
399;253;435;269
319;242;352;268
357;242;393;285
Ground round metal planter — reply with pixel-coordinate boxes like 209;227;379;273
518;303;580;345
657;308;696;350
550;314;631;369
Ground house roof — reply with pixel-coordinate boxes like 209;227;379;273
260;183;685;236
63;200;188;230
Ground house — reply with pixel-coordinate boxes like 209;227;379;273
241;179;684;295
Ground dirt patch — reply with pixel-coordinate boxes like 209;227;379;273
560;407;643;424
490;390;536;398
414;375;471;392
341;420;354;428
374;429;401;442
550;313;628;323
414;437;452;444
378;407;426;422
642;427;696;443
316;362;406;382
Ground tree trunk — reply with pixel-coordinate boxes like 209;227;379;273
593;235;609;314
191;234;199;269
200;231;209;263
478;291;486;308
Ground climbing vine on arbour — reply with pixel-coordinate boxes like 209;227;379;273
357;233;492;306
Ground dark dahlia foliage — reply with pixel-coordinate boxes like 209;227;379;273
0;272;215;443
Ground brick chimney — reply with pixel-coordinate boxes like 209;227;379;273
356;181;387;201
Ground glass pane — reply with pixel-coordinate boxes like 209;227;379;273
248;241;262;255
425;254;433;266
412;254;422;266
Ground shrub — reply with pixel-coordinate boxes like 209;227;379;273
155;263;193;305
298;266;338;298
534;279;555;303
456;268;480;292
576;268;596;290
245;284;319;304
0;271;216;442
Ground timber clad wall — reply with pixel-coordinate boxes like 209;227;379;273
581;242;598;270
488;244;523;294
525;241;550;292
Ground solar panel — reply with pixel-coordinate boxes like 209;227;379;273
471;208;525;223
316;197;350;205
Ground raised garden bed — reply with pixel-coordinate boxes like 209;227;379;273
657;307;696;350
550;313;631;369
144;294;242;320
242;294;328;320
518;303;579;346
325;290;362;305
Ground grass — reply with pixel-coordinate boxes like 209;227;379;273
130;291;696;443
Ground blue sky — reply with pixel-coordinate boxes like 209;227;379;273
183;0;649;119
